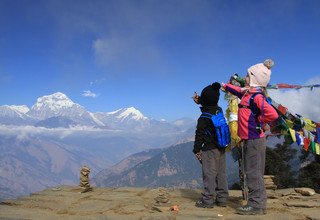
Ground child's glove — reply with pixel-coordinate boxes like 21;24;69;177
195;152;202;164
192;92;201;104
262;123;270;131
221;83;226;92
240;86;249;94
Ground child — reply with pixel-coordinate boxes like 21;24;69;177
193;82;229;208
222;59;278;215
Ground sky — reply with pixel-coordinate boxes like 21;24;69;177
0;0;320;121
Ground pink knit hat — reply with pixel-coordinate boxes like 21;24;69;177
247;59;274;87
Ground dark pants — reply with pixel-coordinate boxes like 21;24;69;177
201;148;228;204
244;137;267;209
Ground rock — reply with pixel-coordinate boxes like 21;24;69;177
295;188;316;196
0;200;18;206
153;188;171;207
284;201;320;208
266;185;277;190
275;188;295;196
265;179;275;185
264;175;277;191
306;209;320;220
267;198;280;204
264;175;275;179
80;186;93;193
266;189;278;199
282;193;304;200
152;206;170;212
79;165;91;190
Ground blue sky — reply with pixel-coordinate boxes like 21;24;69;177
0;0;320;121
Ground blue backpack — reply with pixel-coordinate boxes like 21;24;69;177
200;107;231;148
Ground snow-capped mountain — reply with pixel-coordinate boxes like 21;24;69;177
9;105;30;114
94;107;151;130
0;105;35;125
99;107;147;122
109;107;148;121
93;107;195;132
27;92;105;127
0;92;195;132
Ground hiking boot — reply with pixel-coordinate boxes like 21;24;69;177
195;199;213;208
216;201;227;207
236;205;264;215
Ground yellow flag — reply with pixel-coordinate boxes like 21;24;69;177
303;117;317;131
315;143;320;155
289;128;296;142
285;119;294;128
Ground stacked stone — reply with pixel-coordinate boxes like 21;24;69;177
79;165;92;193
264;175;277;190
264;175;277;198
152;188;171;212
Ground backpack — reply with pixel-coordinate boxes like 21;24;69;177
200;107;231;148
248;92;272;133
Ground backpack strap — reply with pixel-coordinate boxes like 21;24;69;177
200;112;213;119
249;93;263;116
238;93;265;133
199;112;215;137
200;107;222;117
249;93;266;133
200;108;220;119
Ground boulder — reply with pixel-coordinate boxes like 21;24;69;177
294;188;316;196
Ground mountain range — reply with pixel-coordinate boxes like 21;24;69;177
0;92;196;200
0;92;195;131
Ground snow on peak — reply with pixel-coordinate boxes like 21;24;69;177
32;92;76;111
8;105;30;114
107;107;147;121
119;107;147;120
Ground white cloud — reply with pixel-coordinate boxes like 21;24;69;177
268;77;320;122
82;90;98;98
0;125;119;140
89;1;214;75
92;35;163;75
90;78;105;86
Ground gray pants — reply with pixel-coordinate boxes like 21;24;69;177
201;148;228;204
244;137;267;209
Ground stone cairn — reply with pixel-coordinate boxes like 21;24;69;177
152;188;171;212
79;165;93;193
264;175;277;198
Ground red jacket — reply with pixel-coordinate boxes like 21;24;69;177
224;84;278;140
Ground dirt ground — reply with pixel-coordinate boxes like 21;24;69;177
1;185;319;220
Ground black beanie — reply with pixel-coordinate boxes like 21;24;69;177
200;82;221;106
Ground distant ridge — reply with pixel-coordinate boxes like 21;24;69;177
94;142;239;188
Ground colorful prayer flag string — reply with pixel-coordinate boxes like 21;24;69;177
226;74;320;155
267;83;320;90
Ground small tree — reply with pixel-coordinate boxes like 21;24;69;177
265;139;297;188
297;154;320;193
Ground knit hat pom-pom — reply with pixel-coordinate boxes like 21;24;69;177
211;82;221;90
263;59;274;69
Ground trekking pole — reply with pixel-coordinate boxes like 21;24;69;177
240;141;248;202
